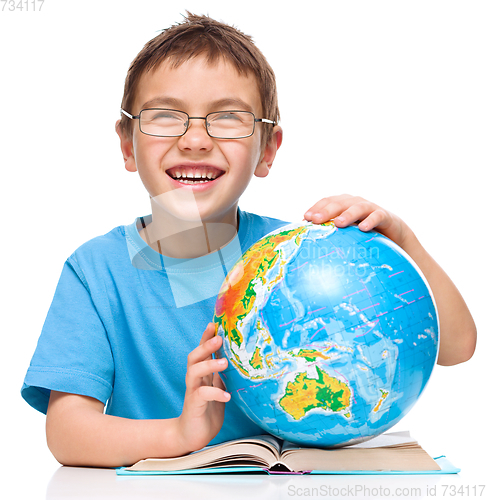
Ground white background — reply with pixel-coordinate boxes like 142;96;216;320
1;1;485;498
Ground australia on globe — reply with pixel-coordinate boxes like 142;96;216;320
214;221;439;447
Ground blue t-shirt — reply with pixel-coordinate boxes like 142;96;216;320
21;208;289;445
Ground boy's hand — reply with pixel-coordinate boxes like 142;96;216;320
304;194;412;249
177;323;230;453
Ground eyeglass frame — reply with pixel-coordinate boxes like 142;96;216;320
120;108;276;139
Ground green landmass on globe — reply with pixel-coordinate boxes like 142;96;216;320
279;365;352;420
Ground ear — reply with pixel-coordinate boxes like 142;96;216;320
254;126;283;178
115;119;137;172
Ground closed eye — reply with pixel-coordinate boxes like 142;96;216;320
213;112;242;121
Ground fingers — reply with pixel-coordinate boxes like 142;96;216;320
184;323;231;402
193;373;230;403
199;322;217;346
334;204;388;231
186;328;228;390
187;357;227;384
304;194;360;224
189;325;222;367
356;209;390;232
304;194;390;232
185;358;230;401
196;384;231;403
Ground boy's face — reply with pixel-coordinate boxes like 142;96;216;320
117;56;282;226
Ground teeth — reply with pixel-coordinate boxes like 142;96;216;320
178;179;211;184
168;168;222;182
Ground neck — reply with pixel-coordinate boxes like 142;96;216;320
139;197;239;259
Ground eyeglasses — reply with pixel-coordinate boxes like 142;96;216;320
120;108;276;139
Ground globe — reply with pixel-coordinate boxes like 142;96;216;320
214;221;439;448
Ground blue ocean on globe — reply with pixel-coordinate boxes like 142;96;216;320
214;221;439;447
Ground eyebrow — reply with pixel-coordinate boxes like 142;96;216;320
140;96;254;113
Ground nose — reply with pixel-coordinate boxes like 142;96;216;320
178;117;213;152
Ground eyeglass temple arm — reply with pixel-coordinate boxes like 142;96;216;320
120;109;139;119
256;118;276;125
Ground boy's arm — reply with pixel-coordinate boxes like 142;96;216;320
304;194;477;366
46;391;180;467
46;324;229;467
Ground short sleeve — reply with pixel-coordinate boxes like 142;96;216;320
21;257;114;414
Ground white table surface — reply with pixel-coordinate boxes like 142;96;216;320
3;408;485;500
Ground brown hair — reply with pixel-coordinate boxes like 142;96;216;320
119;12;279;147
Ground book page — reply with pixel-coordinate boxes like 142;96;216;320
126;434;282;472
281;446;440;472
280;431;416;454
278;432;440;472
346;431;416;448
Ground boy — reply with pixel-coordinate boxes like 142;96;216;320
21;13;476;468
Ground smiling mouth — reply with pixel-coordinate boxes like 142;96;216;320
166;166;225;184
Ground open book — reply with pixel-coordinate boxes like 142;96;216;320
120;431;442;474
